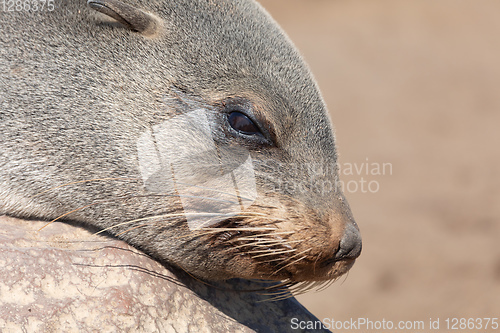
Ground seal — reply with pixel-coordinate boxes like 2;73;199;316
0;0;361;290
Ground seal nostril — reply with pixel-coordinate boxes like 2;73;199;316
335;223;362;260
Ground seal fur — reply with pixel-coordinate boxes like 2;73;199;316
0;0;361;288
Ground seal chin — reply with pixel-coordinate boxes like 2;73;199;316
257;257;358;283
303;258;357;282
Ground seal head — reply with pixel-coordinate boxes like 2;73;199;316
0;0;361;288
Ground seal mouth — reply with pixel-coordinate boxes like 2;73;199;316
269;254;358;283
207;212;360;284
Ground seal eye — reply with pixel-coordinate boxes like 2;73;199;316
228;111;261;135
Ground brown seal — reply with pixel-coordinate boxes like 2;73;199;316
0;0;361;291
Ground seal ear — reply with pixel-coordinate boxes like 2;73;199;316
87;0;161;36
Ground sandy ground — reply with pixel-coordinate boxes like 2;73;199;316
258;0;500;331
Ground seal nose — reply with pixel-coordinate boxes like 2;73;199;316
335;222;362;260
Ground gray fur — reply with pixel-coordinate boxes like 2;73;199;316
0;0;360;282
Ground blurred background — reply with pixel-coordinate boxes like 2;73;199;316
258;0;500;331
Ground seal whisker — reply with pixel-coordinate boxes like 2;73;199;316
253;256;295;264
234;238;284;244
246;240;301;248
271;247;312;271
115;224;151;236
174;227;282;242
250;248;297;258
288;281;312;292
247;249;285;255
38;202;102;231
264;280;294;289
95;212;233;236
316;278;336;292
184;226;280;238
190;215;281;230
253;282;297;301
218;241;290;256
234;236;293;243
37;194;177;231
312;280;329;291
317;278;339;292
312;251;322;276
291;281;326;296
41;191;241;231
199;212;269;219
194;227;278;234
227;240;296;251
249;241;291;248
260;281;296;296
198;216;285;225
288;281;317;296
243;241;299;254
233;231;294;239
340;271;350;285
259;290;294;302
271;255;308;277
